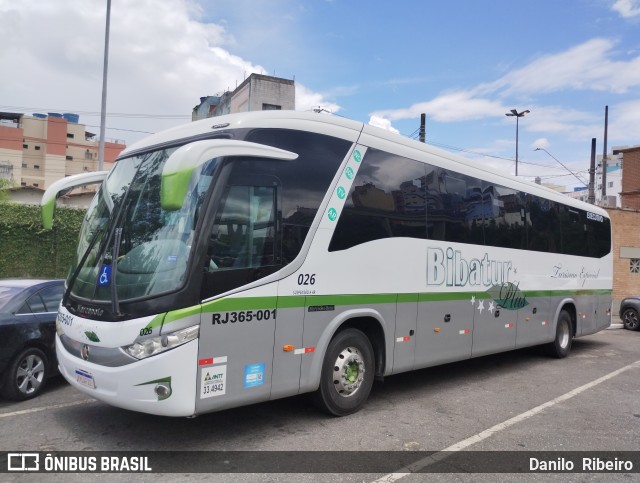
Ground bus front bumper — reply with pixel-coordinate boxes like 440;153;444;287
56;334;198;417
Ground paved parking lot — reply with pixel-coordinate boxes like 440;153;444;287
1;326;638;481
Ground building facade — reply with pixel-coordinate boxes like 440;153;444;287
615;145;640;210
192;74;295;121
0;112;125;204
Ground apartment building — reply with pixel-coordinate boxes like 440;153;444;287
193;73;295;121
0;112;125;204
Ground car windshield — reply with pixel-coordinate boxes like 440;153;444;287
68;147;216;303
0;286;22;311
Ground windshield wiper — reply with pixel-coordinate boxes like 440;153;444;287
62;226;105;308
110;227;123;317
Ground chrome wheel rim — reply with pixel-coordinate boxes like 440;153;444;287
558;320;570;349
332;346;366;398
16;354;45;396
623;311;639;330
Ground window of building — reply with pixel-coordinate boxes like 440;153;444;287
67;133;75;139
22;163;27;168
23;144;28;149
631;259;640;274
262;103;281;110
85;150;93;160
21;182;26;186
66;156;73;161
608;181;614;188
34;165;40;169
35;146;41;151
32;183;38;187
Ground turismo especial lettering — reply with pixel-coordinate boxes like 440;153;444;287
552;264;601;287
212;309;276;325
427;247;512;287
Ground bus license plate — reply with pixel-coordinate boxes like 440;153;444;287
75;369;96;389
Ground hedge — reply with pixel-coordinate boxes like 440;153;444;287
0;202;86;279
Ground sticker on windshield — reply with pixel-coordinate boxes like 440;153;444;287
97;265;111;287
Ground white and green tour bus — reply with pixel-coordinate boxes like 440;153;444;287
42;111;612;417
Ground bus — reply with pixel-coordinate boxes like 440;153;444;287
42;111;612;417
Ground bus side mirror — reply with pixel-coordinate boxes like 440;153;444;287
41;171;109;230
160;140;298;211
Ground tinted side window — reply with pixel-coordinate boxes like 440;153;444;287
585;211;611;258
24;294;46;313
329;149;427;251
427;169;484;245
39;284;64;312
559;206;587;257
201;130;351;299
245;129;352;263
483;185;527;250
527;195;561;253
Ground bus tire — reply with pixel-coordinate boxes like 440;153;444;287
313;328;375;417
547;310;573;358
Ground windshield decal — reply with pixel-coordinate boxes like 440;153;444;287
97;264;111;287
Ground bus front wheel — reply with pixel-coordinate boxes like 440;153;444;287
313;328;374;416
548;310;573;358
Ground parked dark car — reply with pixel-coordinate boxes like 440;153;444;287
0;279;64;400
620;297;640;331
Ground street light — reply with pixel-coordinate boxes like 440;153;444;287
505;109;530;176
534;147;588;187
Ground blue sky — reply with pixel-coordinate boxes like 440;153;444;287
1;0;640;189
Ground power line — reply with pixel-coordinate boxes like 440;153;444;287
0;105;190;120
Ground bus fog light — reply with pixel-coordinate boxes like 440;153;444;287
124;325;199;359
155;382;172;400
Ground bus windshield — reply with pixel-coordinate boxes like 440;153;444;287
68;147;215;304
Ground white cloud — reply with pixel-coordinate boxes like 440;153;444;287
371;91;507;123
0;0;337;144
612;0;640;17
481;38;640;95
368;115;400;133
532;138;550;150
608;100;640;141
295;84;341;113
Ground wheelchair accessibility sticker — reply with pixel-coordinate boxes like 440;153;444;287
97;265;111;287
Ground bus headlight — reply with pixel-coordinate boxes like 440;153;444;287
124;325;199;359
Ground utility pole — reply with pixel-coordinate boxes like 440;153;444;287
419;113;426;143
98;0;111;171
588;138;597;204
601;105;609;201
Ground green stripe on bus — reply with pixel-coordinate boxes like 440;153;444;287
198;288;611;314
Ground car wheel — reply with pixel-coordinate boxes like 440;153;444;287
547;310;573;358
312;328;375;416
1;347;49;401
622;308;640;331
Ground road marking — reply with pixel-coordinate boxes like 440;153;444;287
373;360;640;482
0;399;94;419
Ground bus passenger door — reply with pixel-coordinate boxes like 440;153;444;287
414;294;474;369
270;292;304;400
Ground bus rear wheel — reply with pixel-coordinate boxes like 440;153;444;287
547;310;573;358
313;328;374;416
